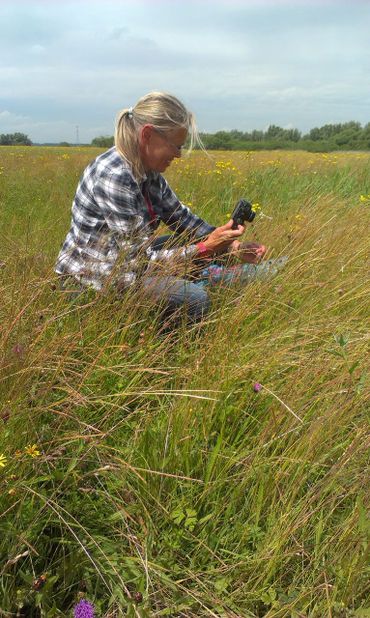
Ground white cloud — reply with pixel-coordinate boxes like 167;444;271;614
0;0;369;141
0;110;31;125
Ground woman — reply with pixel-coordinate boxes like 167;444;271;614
55;92;267;322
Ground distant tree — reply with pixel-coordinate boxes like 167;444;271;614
305;127;321;141
305;122;361;143
334;126;362;148
0;132;32;145
59;141;71;147
284;128;301;142
229;129;244;140
250;130;264;142
200;131;233;149
91;136;114;148
362;122;370;148
213;131;233;148
264;125;286;140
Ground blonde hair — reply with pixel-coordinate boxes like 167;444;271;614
114;91;202;181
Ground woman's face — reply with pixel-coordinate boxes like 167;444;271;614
139;125;188;173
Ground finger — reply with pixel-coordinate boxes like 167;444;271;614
231;226;245;237
230;240;240;251
220;220;234;230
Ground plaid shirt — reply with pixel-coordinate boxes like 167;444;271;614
55;147;215;290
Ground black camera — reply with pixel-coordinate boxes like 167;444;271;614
231;199;255;229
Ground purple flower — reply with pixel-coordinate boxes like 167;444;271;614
253;382;262;392
74;600;94;618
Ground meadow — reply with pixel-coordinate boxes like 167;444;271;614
0;146;369;617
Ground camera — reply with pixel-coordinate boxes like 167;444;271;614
231;199;255;229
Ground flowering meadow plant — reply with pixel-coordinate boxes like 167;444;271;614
73;599;94;618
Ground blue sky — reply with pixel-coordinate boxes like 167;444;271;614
1;0;369;143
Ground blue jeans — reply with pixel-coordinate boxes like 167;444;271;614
141;275;211;323
143;235;287;324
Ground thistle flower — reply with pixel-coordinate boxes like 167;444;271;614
73;599;94;618
253;382;262;393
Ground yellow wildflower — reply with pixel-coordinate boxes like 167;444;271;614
25;444;41;458
0;453;7;467
359;194;370;203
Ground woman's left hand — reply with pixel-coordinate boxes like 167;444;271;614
228;240;267;264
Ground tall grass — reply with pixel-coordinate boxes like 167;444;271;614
0;147;369;617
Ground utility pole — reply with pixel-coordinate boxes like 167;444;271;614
76;125;79;146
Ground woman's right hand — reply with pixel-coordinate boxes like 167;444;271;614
202;220;245;254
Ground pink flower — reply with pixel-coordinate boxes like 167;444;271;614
11;343;25;357
253;382;262;392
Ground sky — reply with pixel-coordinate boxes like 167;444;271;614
1;0;369;143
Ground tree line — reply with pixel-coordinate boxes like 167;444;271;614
2;122;370;150
91;121;370;151
0;132;32;145
199;121;370;151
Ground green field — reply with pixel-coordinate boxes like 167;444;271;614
0;147;369;617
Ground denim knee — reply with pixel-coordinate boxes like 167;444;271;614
184;284;211;321
141;275;211;323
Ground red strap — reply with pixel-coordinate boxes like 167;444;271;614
144;190;156;225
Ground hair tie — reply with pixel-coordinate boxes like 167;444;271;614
127;107;133;119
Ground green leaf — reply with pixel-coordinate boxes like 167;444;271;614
204;432;223;485
335;333;349;348
348;360;360;375
66;441;85;474
325;348;345;358
214;577;229;592
198;512;214;525
170;508;185;525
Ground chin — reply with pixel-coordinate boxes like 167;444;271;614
158;162;171;172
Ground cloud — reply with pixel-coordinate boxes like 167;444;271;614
0;0;369;141
0;110;31;126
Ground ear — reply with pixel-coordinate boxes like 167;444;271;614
140;124;153;145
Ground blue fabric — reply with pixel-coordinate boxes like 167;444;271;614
141;275;211;323
141;236;288;324
195;256;289;288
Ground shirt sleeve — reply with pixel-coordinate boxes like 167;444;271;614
145;175;216;269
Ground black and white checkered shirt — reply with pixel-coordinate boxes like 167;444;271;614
55;147;215;290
